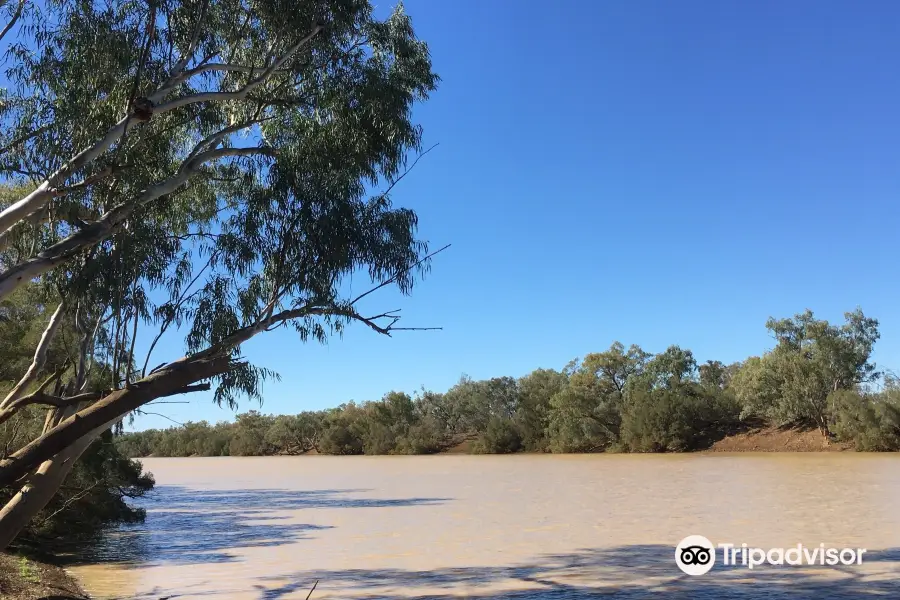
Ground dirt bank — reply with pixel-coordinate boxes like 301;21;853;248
705;426;854;452
0;553;87;600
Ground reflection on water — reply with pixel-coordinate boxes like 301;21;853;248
68;454;900;599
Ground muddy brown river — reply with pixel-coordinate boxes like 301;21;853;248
68;454;900;599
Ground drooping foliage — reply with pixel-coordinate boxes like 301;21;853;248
0;0;441;549
0;290;153;551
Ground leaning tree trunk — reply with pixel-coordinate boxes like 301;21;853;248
0;354;229;549
0;353;229;491
0;427;98;549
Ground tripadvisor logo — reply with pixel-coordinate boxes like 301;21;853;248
675;535;867;575
675;535;716;575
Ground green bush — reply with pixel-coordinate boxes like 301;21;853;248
362;422;396;455
620;385;739;452
395;419;446;454
472;418;522;454
546;386;621;453
830;389;900;451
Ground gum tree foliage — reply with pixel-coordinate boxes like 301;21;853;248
0;0;438;548
546;343;650;453
515;368;567;451
630;345;698;391
732;309;880;435
0;286;153;550
829;388;900;451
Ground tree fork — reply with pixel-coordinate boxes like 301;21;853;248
0;356;226;489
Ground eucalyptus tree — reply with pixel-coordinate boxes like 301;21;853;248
0;0;439;548
733;309;880;436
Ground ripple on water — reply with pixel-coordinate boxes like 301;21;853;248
67;454;900;599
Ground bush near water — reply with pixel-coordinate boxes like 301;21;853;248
117;309;900;458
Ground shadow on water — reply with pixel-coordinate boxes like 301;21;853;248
70;543;900;599
60;486;450;568
241;545;900;600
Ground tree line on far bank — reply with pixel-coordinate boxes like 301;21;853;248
117;308;900;457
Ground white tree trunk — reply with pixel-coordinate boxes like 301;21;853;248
0;428;98;550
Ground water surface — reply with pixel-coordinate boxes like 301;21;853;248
69;454;900;599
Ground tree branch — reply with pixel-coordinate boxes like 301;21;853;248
132;410;183;426
142;252;217;377
0;123;54;158
0;115;136;237
0;17;315;244
0;390;100;429
0;357;226;488
177;62;275;78
350;244;450;306
152;0;210;97
152;25;322;113
0;0;25;45
0;148;273;301
0;303;65;410
184;116;276;163
48;166;115;197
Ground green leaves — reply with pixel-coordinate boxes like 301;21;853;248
1;0;441;405
733;309;881;434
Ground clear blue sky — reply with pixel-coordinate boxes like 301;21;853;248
133;0;900;429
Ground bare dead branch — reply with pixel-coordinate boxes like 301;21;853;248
36;479;101;526
133;410;183;426
377;143;438;202
0;390;101;428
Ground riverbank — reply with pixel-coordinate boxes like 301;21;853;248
0;553;87;600
134;426;865;458
408;426;858;454
706;425;854;452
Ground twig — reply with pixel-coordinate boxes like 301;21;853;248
305;580;318;600
37;480;102;526
350;244;450;306
134;410;183;426
142;251;218;377
376;143;439;202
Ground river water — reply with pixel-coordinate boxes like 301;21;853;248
68;454;900;599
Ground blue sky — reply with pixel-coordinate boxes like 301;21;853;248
133;0;900;429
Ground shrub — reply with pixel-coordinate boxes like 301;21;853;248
620;385;739;452
472;418;522;454
830;389;900;451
